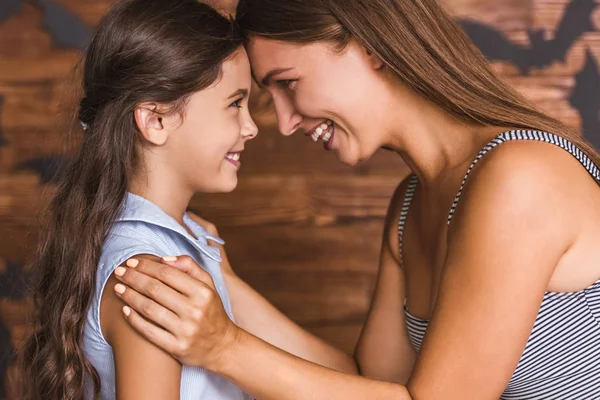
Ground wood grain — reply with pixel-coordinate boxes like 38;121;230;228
0;0;598;397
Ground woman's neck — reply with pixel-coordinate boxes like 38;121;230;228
385;89;507;187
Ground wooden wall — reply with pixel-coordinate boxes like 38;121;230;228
0;0;598;398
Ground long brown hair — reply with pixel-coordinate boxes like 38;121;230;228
236;0;600;165
19;1;242;399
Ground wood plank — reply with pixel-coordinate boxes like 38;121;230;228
0;52;81;84
241;271;375;326
220;220;384;274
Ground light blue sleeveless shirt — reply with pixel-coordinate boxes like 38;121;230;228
83;193;252;399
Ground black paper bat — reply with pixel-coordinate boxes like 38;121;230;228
459;0;597;74
0;260;29;399
37;0;92;50
569;49;600;149
0;0;22;25
0;261;29;300
18;155;71;184
0;95;7;148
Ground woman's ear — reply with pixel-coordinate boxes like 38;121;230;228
134;103;169;146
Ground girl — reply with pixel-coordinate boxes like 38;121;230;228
115;0;600;399
19;1;355;399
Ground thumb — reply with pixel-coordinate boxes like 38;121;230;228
161;255;216;289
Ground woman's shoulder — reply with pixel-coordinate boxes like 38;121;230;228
467;131;596;198
451;132;597;240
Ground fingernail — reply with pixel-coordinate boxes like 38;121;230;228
162;256;177;262
126;259;139;268
114;267;126;277
123;306;131;316
114;284;126;294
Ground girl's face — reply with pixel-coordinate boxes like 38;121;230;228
161;48;258;193
246;37;395;166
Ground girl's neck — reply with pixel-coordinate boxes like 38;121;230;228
129;169;194;227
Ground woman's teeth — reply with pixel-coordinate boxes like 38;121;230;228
311;120;333;142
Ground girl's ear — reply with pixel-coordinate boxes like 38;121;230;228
134;103;169;146
364;46;384;70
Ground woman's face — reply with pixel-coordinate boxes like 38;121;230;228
246;37;395;166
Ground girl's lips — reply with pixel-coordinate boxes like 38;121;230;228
225;152;241;168
225;158;240;168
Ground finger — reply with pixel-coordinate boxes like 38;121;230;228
122;306;181;357
115;263;193;311
116;282;180;332
121;257;202;297
160;256;217;290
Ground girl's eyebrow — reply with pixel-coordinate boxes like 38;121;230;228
227;88;249;99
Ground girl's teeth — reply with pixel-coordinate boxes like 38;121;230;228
320;123;327;130
316;127;323;135
312;132;320;142
322;131;332;142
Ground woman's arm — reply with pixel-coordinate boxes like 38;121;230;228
354;177;416;383
223;272;358;373
186;213;357;374
114;144;581;399
101;255;182;400
111;258;411;399
406;144;577;398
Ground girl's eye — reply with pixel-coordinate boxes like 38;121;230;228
229;99;243;109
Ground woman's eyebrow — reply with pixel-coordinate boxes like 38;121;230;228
259;67;295;87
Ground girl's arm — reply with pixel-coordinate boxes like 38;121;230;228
101;256;182;400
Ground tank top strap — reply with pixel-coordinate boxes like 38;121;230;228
447;129;600;226
398;174;419;265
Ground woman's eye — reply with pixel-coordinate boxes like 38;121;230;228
277;80;297;90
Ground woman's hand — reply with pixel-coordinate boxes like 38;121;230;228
114;256;240;370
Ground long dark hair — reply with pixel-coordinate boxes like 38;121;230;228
236;0;600;165
19;1;242;399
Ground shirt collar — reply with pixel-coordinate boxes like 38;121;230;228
116;193;224;262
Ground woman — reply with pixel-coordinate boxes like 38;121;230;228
19;1;355;399
112;0;600;398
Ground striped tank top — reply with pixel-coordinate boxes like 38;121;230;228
398;130;600;399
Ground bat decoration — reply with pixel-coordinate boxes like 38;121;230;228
18;155;71;184
0;0;22;25
0;261;29;300
0;95;7;148
37;0;91;50
459;0;598;74
569;49;600;149
0;260;29;399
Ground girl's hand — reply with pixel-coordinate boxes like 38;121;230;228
114;255;240;370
